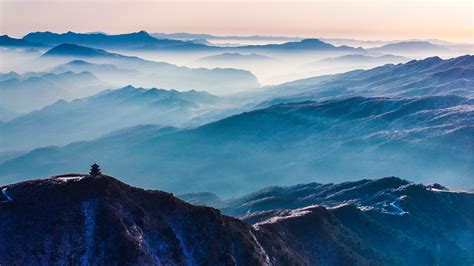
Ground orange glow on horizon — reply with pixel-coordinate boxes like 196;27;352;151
0;0;472;43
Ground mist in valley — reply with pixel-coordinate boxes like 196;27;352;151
0;31;473;196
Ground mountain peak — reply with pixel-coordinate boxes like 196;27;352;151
0;173;301;265
42;43;111;57
137;30;149;35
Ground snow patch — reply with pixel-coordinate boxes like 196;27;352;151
1;187;13;202
388;199;408;215
56;176;85;182
358;206;374;212
428;188;471;193
248;229;271;265
256;205;317;225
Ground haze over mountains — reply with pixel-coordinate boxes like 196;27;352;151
1;27;473;265
0;70;109;114
0;32;472;193
4;93;472;194
1;53;473;194
1;85;219;151
2;30;472;85
257;55;474;105
37;43;260;93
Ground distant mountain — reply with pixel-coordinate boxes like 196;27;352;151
0;107;18;122
258;55;474;106
0;35;47;48
305;54;411;73
52;60;137;76
2;95;472;195
192;53;278;71
368;41;450;55
23;31;192;50
21;31;368;55
1;173;473;265
42;43;118;58
196;52;276;63
318;54;409;65
39;44;260;93
0;85;219;151
0;71;21;81
51;60;140;86
0;71;109;113
237;38;363;53
151;32;302;42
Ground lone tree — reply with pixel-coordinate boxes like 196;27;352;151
89;163;102;176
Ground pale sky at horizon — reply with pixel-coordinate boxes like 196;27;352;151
0;0;473;43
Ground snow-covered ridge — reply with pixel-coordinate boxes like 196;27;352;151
190;177;474;220
55;175;86;182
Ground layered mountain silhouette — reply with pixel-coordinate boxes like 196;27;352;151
258;55;474;106
22;31;368;54
38;43;260;93
42;43;119;58
236;38;364;53
23;31;200;50
0;85;219;151
368;41;449;55
0;174;472;265
52;60;138;78
0;35;47;48
195;53;277;64
2;95;472;194
316;54;409;65
0;70;109;113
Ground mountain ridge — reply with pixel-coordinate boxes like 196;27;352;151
0;85;219;151
2;94;472;194
37;43;261;93
1;173;472;265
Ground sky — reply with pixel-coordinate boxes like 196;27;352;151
0;0;473;43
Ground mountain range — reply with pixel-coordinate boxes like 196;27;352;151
0;70;109;113
0;85;219;151
37;43;260;93
257;55;474;106
1;174;472;265
22;31;362;53
3;31;470;60
2;94;472;194
316;54;409;66
0;35;47;48
195;53;277;64
235;38;364;53
23;31;206;50
367;41;449;55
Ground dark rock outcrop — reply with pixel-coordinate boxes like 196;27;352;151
1;174;473;265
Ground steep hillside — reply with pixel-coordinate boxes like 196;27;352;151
2;95;472;194
258;55;474;106
1;174;472;265
0;174;303;265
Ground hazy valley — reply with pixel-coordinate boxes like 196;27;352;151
0;27;473;265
